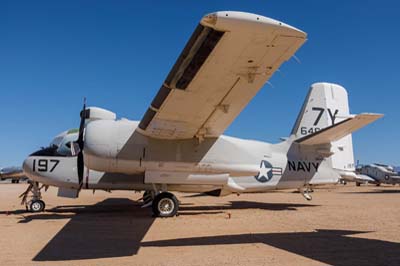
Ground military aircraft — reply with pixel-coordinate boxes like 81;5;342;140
354;163;400;186
22;11;382;217
0;166;26;183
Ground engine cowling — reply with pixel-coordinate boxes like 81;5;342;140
84;115;142;172
85;107;116;121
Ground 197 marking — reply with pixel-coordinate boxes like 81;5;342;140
32;159;60;172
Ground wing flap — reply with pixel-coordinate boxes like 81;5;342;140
296;113;383;146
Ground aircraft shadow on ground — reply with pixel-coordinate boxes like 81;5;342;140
10;199;386;263
142;229;400;266
32;198;155;261
340;189;400;194
18;199;317;261
180;201;318;212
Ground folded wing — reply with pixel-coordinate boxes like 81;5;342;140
137;11;307;140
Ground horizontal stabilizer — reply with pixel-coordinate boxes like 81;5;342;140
295;113;383;145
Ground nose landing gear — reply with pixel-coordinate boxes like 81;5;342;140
19;181;48;212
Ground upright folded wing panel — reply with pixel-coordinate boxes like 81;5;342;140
138;11;307;140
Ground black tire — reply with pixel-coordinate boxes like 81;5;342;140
152;192;179;217
29;200;45;213
356;182;361;187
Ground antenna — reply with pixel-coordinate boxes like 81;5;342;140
293;54;301;64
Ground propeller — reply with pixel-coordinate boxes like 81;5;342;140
77;98;87;189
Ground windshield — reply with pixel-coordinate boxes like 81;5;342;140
30;130;79;157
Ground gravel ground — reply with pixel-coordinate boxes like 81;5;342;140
0;183;399;266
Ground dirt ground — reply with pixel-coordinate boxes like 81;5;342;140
0;183;399;266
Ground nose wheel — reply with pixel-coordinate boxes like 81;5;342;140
28;199;46;212
152;192;179;217
19;181;48;212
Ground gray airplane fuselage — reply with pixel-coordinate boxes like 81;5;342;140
24;82;367;197
23;119;339;196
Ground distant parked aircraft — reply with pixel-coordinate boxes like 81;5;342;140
0;166;26;183
354;163;400;186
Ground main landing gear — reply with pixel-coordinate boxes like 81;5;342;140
19;181;48;213
141;190;179;217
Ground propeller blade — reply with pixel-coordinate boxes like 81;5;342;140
77;98;87;150
77;98;87;188
77;152;84;188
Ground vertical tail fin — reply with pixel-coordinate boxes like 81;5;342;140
291;82;355;171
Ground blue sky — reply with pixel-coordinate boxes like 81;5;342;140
1;1;399;166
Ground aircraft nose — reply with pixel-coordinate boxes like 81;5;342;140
22;157;34;178
22;156;55;184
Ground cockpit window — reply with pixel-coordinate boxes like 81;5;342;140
30;142;80;157
30;145;60;156
30;130;79;157
49;132;68;147
57;142;73;156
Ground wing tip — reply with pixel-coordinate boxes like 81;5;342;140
202;11;307;38
357;113;384;121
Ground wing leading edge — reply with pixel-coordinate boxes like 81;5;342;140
137;11;307;140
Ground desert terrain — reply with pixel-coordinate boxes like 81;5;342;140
0;183;399;266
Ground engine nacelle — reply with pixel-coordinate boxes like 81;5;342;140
84;119;143;172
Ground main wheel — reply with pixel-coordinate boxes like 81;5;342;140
152;192;179;217
29;200;45;213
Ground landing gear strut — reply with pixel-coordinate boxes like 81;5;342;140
19;181;48;212
141;190;155;208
